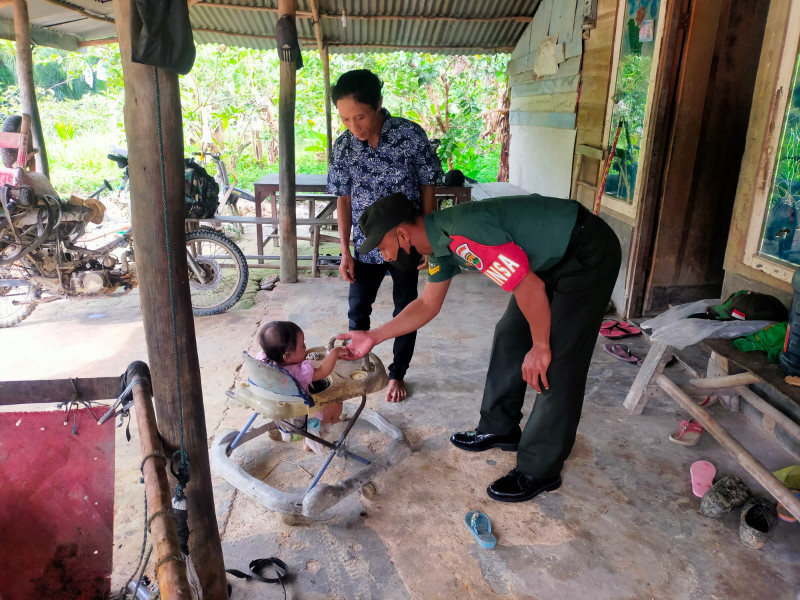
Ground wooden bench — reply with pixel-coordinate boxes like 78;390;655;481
192;214;340;277
624;337;800;521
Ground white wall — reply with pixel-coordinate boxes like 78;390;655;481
507;0;584;198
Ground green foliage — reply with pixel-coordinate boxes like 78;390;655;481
0;39;508;196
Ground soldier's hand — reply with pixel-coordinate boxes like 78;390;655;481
522;345;551;393
335;330;377;360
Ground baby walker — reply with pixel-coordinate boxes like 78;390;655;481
211;337;411;518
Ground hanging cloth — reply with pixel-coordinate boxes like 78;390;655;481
131;0;196;75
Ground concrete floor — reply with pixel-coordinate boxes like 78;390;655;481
3;270;800;599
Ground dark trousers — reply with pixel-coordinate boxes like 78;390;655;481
348;260;419;381
477;207;622;478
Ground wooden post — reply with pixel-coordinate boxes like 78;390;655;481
131;369;193;599
13;0;48;177
279;0;298;282
112;1;228;597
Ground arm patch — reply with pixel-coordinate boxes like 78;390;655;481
448;235;530;292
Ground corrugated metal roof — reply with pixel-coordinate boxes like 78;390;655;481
0;0;539;54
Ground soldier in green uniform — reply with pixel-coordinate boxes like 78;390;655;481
338;192;621;502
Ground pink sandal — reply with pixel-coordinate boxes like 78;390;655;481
670;419;705;446
690;460;716;498
603;343;643;365
599;320;642;339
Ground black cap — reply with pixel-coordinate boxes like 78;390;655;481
356;193;419;254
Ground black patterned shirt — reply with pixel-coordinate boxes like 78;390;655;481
327;109;442;264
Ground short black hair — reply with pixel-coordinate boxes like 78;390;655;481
331;69;383;109
258;320;302;364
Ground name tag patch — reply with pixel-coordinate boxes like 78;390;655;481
448;236;529;292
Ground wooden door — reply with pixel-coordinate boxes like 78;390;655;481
642;0;770;313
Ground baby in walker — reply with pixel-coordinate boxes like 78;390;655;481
256;321;347;451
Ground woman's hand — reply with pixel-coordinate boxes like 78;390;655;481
522;345;551;393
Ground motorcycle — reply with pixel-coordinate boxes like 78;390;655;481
0;165;249;328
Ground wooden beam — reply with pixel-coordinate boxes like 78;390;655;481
191;2;534;22
78;36;118;47
193;26;315;44
41;0;114;23
327;42;516;53
278;0;298;283
13;0;48;177
656;374;800;522
130;365;194;599
309;0;333;163
112;0;228;596
734;386;800;446
688;373;761;389
0;377;120;405
0;17;80;51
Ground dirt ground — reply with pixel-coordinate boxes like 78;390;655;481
3;251;800;599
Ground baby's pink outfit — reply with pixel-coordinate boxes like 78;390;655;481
255;351;314;393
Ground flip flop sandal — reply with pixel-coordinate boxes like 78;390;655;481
669;419;705;446
599;320;642;339
690;460;716;498
777;489;800;523
465;511;497;549
700;474;751;517
603;343;643;365
698;395;718;408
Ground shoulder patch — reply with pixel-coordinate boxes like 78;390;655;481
428;262;440;275
448;235;529;292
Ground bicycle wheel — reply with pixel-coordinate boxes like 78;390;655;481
0;269;40;328
186;229;249;316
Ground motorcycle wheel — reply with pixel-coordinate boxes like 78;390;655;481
0;273;40;328
186;229;249;316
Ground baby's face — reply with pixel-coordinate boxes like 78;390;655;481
284;331;308;365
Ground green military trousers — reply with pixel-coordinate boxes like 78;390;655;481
477;206;622;478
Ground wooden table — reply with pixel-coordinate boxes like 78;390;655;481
252;173;473;256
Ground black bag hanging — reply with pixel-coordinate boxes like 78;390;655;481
275;14;304;70
131;0;196;75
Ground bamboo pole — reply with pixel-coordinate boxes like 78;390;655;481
131;367;193;599
112;1;228;597
278;0;298;283
13;0;48;177
656;374;800;522
309;0;333;163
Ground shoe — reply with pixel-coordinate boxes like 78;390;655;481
740;497;778;549
450;428;521;452
700;474;751;518
487;468;562;503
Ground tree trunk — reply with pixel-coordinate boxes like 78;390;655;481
497;83;510;182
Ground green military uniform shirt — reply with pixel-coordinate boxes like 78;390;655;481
424;195;579;291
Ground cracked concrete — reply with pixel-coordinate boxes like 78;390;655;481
3;270;800;599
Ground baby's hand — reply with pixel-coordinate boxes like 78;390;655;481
330;346;348;360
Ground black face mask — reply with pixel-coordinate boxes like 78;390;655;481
391;231;422;272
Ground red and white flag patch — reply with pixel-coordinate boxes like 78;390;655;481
448;235;529;291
